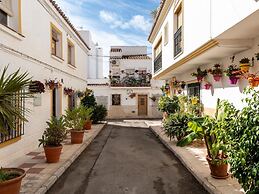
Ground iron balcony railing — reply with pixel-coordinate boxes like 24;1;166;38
154;52;162;73
174;26;183;57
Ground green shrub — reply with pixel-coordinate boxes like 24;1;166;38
163;113;193;141
92;105;107;124
65;106;88;131
81;94;96;108
158;95;180;114
38;116;67;147
227;88;259;194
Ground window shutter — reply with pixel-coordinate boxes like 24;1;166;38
0;0;13;16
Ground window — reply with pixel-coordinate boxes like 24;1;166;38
187;83;200;100
154;39;162;58
0;9;7;26
154;38;162;73
174;4;183;57
68;94;76;110
0;91;25;144
67;40;75;66
164;23;168;45
51;24;62;59
112;94;121;106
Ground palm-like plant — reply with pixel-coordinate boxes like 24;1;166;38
0;67;31;134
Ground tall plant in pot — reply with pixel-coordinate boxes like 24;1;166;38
224;65;241;85
208;64;223;82
83;108;93;130
178;99;234;179
0;67;31;194
65;106;87;144
38;116;67;163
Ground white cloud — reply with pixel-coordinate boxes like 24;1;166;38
99;10;152;33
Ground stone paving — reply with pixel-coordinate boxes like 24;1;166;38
145;120;244;194
6;124;106;194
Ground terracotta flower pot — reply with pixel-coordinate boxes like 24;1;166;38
206;156;229;179
0;168;26;194
240;63;250;73
44;146;63;163
213;74;222;82
71;131;84;144
84;120;92;130
229;76;239;85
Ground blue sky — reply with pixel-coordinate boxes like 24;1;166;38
55;0;159;76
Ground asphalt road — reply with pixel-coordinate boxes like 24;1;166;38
47;121;208;194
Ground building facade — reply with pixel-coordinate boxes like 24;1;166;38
87;46;164;119
149;0;259;114
0;0;93;166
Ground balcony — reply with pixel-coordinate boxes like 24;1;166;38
154;52;162;73
110;74;152;87
174;26;183;57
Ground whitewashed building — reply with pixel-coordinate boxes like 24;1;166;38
0;0;95;166
88;46;163;119
149;0;259;114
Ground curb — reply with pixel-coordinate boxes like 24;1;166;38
35;123;107;194
149;126;221;194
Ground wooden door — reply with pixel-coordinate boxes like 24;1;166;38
138;95;148;116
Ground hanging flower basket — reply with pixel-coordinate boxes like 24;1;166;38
64;87;75;96
29;81;45;93
45;80;62;90
129;93;136;98
239;57;250;73
204;83;212;90
229;76;239;85
208;64;223;82
191;68;207;82
149;96;157;102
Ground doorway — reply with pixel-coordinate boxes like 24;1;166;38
138;95;148;116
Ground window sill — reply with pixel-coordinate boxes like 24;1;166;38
68;63;76;69
51;54;64;63
0;137;22;149
174;50;183;60
0;24;24;40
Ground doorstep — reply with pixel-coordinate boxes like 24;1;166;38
146;123;244;194
6;123;106;194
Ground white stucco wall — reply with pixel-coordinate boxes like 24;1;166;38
0;0;89;166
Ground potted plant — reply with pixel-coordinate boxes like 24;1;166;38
255;53;259;60
29;80;45;93
129;93;136;98
45;79;62;90
149;95;157;102
239;57;250;72
82;108;93;130
64;87;74;96
38;116;67;163
208;64;222;82
247;74;259;88
65;106;87;144
76;90;84;98
191;68;207;82
0;67;31;194
224;65;241;85
178;99;230;179
158;96;180;115
204;82;212;90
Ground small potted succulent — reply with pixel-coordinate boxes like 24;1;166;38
83;108;93;130
204;82;212;90
239;57;250;72
38;116;67;163
65;106;87;144
224;65;241;85
208;64;222;82
255;53;259;61
191;68;207;82
29;80;45;93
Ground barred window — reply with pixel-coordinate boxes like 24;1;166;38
0;92;25;144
